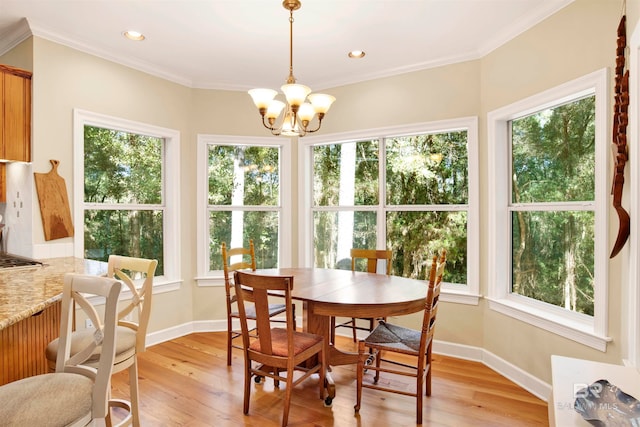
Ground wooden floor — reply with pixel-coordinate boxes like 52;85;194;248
111;332;549;426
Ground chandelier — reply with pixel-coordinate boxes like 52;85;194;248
248;0;335;137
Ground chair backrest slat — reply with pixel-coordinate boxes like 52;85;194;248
350;248;392;275
222;240;256;293
107;255;158;352
420;249;446;349
233;270;294;356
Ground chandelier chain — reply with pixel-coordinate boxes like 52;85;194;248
247;0;335;137
287;9;295;84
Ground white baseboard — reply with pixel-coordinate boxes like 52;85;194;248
146;318;253;347
433;340;551;402
145;320;551;402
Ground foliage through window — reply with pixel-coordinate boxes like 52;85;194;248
83;125;165;274
510;96;595;315
313;130;469;284
206;144;281;271
488;69;607;349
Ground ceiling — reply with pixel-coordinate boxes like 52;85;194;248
0;0;574;91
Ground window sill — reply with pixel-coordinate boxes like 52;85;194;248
441;288;481;305
195;276;224;287
487;297;611;351
153;277;183;293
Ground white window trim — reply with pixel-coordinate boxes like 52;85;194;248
195;134;292;286
300;118;480;305
487;68;610;351
73;109;182;291
626;23;640;367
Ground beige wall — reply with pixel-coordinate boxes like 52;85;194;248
0;37;32;71
478;0;624;382
30;38;198;331
314;60;481;134
0;0;633;385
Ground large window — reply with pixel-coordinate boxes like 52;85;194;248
303;119;479;302
488;69;609;350
73;109;180;285
196;135;291;280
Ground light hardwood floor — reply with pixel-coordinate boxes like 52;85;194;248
111;332;549;426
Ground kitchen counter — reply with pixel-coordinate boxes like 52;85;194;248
0;257;107;330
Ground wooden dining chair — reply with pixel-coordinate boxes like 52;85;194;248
222;240;294;365
233;270;326;427
354;249;446;424
0;273;132;426
331;248;392;343
46;255;158;427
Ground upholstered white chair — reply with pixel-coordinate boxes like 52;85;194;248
46;255;158;426
0;273;130;426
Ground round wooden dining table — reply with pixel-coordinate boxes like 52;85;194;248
254;267;429;401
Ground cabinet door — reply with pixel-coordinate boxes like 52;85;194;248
0;164;5;203
2;71;31;162
0;300;61;385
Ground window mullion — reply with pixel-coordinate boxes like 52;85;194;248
379;137;387;250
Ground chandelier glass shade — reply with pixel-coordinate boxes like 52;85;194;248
248;0;335;137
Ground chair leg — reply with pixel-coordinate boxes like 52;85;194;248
416;366;423;424
130;358;141;427
227;316;233;366
244;361;252;415
373;348;382;383
282;367;294;427
426;348;432;396
292;304;297;331
354;341;365;413
319;346;326;401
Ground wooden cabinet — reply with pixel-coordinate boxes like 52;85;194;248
0;64;32;163
0;301;61;385
0;164;5;203
0;64;32;202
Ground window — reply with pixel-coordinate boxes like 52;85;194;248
487;69;609;350
73;109;180;286
196;135;291;281
302;119;479;303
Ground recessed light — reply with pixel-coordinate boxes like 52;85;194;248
348;50;365;59
123;30;145;41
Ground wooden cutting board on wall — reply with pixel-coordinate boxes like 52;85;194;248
34;159;74;241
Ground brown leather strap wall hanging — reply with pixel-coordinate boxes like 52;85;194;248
610;10;630;258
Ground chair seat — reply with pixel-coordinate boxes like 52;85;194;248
365;321;424;353
46;325;137;368
231;303;286;320
249;328;323;357
0;372;93;426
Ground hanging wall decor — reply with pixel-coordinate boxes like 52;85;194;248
34;159;74;241
610;12;630;258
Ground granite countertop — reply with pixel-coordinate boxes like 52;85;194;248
0;257;108;329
